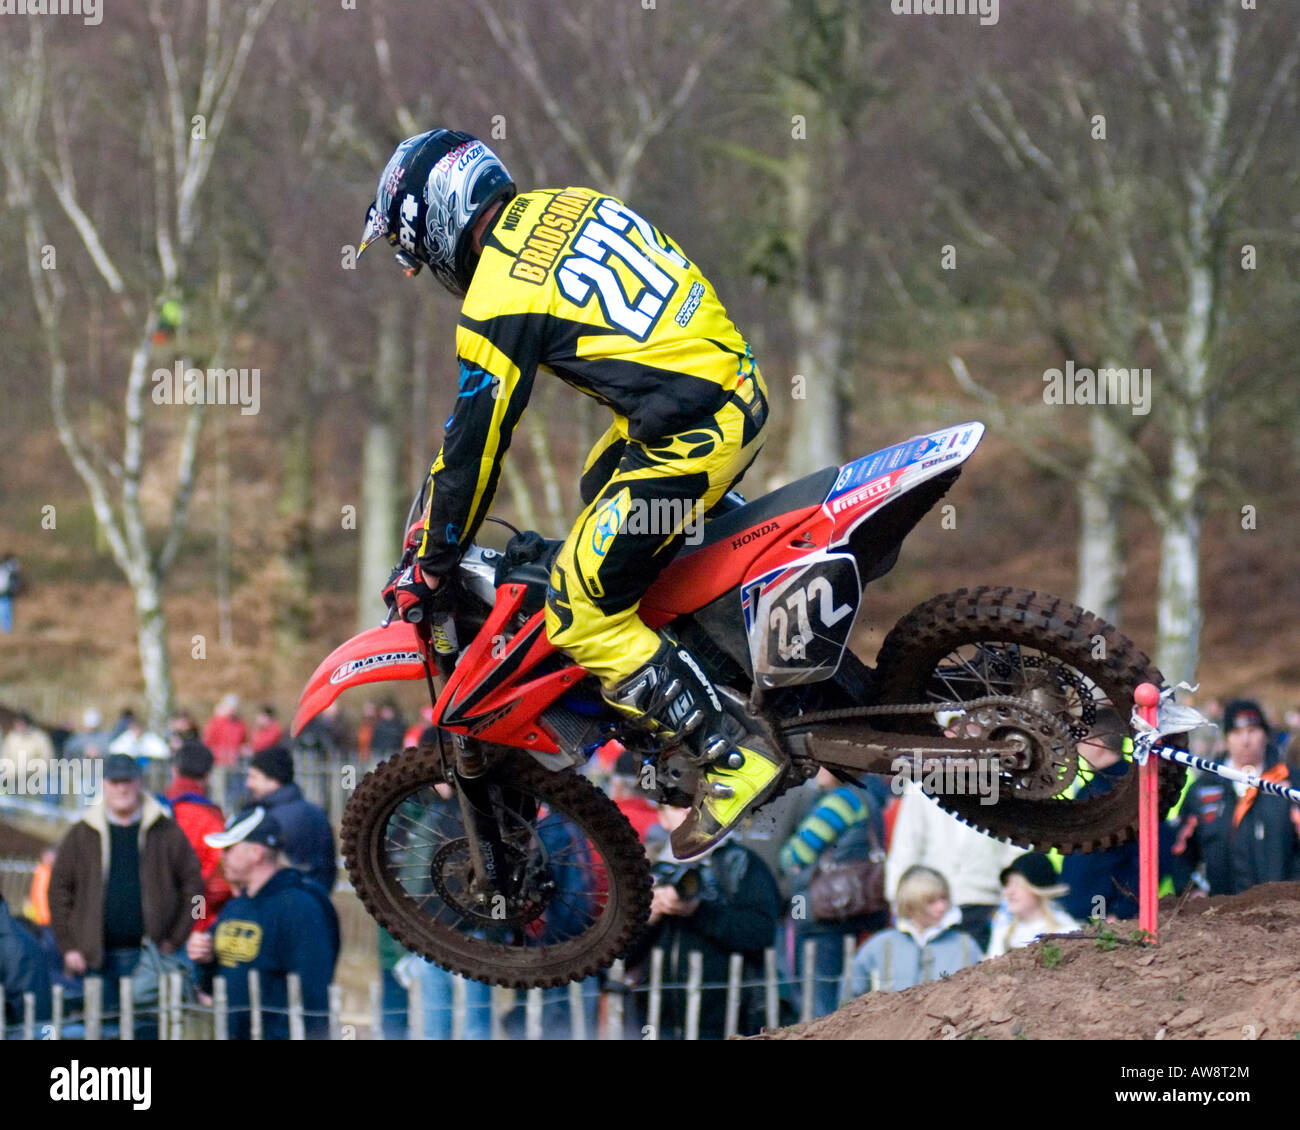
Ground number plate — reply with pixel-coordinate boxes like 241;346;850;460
743;552;861;688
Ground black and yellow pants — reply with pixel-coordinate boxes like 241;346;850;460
545;375;768;687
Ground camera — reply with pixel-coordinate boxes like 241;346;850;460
651;860;718;903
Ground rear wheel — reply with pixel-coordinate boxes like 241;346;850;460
343;745;652;988
873;586;1185;852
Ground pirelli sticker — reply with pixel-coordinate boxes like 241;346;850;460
510;190;591;284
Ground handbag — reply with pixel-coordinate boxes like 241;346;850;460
807;821;888;922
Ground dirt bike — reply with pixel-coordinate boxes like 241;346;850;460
291;420;1185;988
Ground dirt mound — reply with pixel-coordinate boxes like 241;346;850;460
759;883;1300;1041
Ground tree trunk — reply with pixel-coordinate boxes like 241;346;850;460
357;302;405;630
1154;241;1214;685
784;148;845;480
215;414;233;648
1075;409;1128;624
133;564;174;734
1154;427;1203;685
275;411;315;657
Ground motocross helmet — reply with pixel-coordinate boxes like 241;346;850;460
358;129;515;296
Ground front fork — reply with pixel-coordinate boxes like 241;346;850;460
450;735;510;905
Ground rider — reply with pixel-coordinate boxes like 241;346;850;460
361;129;788;859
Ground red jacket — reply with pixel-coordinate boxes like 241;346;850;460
615;796;659;843
202;715;247;766
166;777;233;929
250;721;285;752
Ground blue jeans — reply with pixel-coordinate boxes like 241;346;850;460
0;596;11;633
95;946;158;1039
385;961;493;1040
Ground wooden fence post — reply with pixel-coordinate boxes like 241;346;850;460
249;969;263;1041
120;976;134;1041
329;984;344;1041
169;970;184;1041
684;951;704;1041
408;973;424;1040
370;980;384;1040
568;980;587;1041
646;948;664;1040
451;975;466;1041
50;984;63;1040
524;987;543;1040
604;959;626;1040
214;977;229;1040
800;938;817;1023
287;972;305;1041
724;952;744;1039
763;948;779;1030
84;975;102;1041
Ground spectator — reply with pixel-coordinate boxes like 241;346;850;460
885;779;1022;951
203;694;248;767
48;754;202;1020
986;853;1081;958
1172;699;1300;896
623;805;782;1040
401;706;436;752
732;776;821;899
0;893;50;1027
356;701;378;759
249;705;286;753
1;713;54;788
166;740;234;929
166;711;201;754
608;751;659;842
245;746;337;891
64;708;113;760
779;767;890;1018
370;700;407;760
0;553;22;633
24;848;55;927
846;864;980;997
187;807;340;1039
1061;706;1179;921
1281;705;1300;775
377;922;493;1040
108;708;136;742
107;715;170;762
376;779;493;1038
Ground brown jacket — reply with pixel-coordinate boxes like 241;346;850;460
49;793;203;969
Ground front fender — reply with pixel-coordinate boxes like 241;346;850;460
290;621;431;737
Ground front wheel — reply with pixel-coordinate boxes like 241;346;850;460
343;745;652;988
873;586;1186;852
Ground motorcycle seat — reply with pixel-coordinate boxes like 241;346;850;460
685;465;839;555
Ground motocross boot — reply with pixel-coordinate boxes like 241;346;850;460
605;635;788;860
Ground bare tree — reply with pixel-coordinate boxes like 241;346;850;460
904;1;1298;681
0;1;278;729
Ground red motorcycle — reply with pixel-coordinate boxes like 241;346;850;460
292;421;1183;987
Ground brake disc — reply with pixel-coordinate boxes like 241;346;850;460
428;838;554;927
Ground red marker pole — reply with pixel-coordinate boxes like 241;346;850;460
1134;682;1162;943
